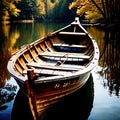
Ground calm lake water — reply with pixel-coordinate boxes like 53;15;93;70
0;22;120;120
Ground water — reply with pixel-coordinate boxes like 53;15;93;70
0;22;120;120
89;67;120;120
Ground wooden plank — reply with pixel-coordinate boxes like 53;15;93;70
39;51;90;59
53;44;87;49
27;62;84;71
23;68;71;76
35;75;63;82
59;31;86;36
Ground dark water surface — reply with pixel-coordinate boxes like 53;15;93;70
0;22;120;120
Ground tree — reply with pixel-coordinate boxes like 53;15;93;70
14;0;47;20
69;0;120;24
42;0;75;22
15;0;35;20
0;0;21;22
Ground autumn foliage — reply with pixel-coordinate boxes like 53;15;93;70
69;0;120;24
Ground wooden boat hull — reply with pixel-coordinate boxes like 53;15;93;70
7;17;99;119
29;72;90;118
14;68;90;119
12;74;94;120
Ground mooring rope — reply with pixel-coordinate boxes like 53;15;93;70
55;53;68;66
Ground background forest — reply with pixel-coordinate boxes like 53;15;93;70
0;0;120;26
0;0;76;22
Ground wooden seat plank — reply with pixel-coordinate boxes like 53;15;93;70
59;32;86;36
39;51;90;60
23;68;71;76
27;62;84;71
53;44;87;49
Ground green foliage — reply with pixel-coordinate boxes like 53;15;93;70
43;0;75;21
0;0;76;22
21;0;45;20
15;0;75;22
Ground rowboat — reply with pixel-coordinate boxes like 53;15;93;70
7;17;99;120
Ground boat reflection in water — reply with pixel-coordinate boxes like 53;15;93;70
11;74;94;120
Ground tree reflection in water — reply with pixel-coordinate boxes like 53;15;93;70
0;23;19;88
98;28;120;96
87;25;120;96
0;23;19;113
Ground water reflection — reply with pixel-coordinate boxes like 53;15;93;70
0;83;17;111
0;24;13;88
11;74;94;120
87;27;120;97
0;23;20;116
11;22;67;49
99;30;120;96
